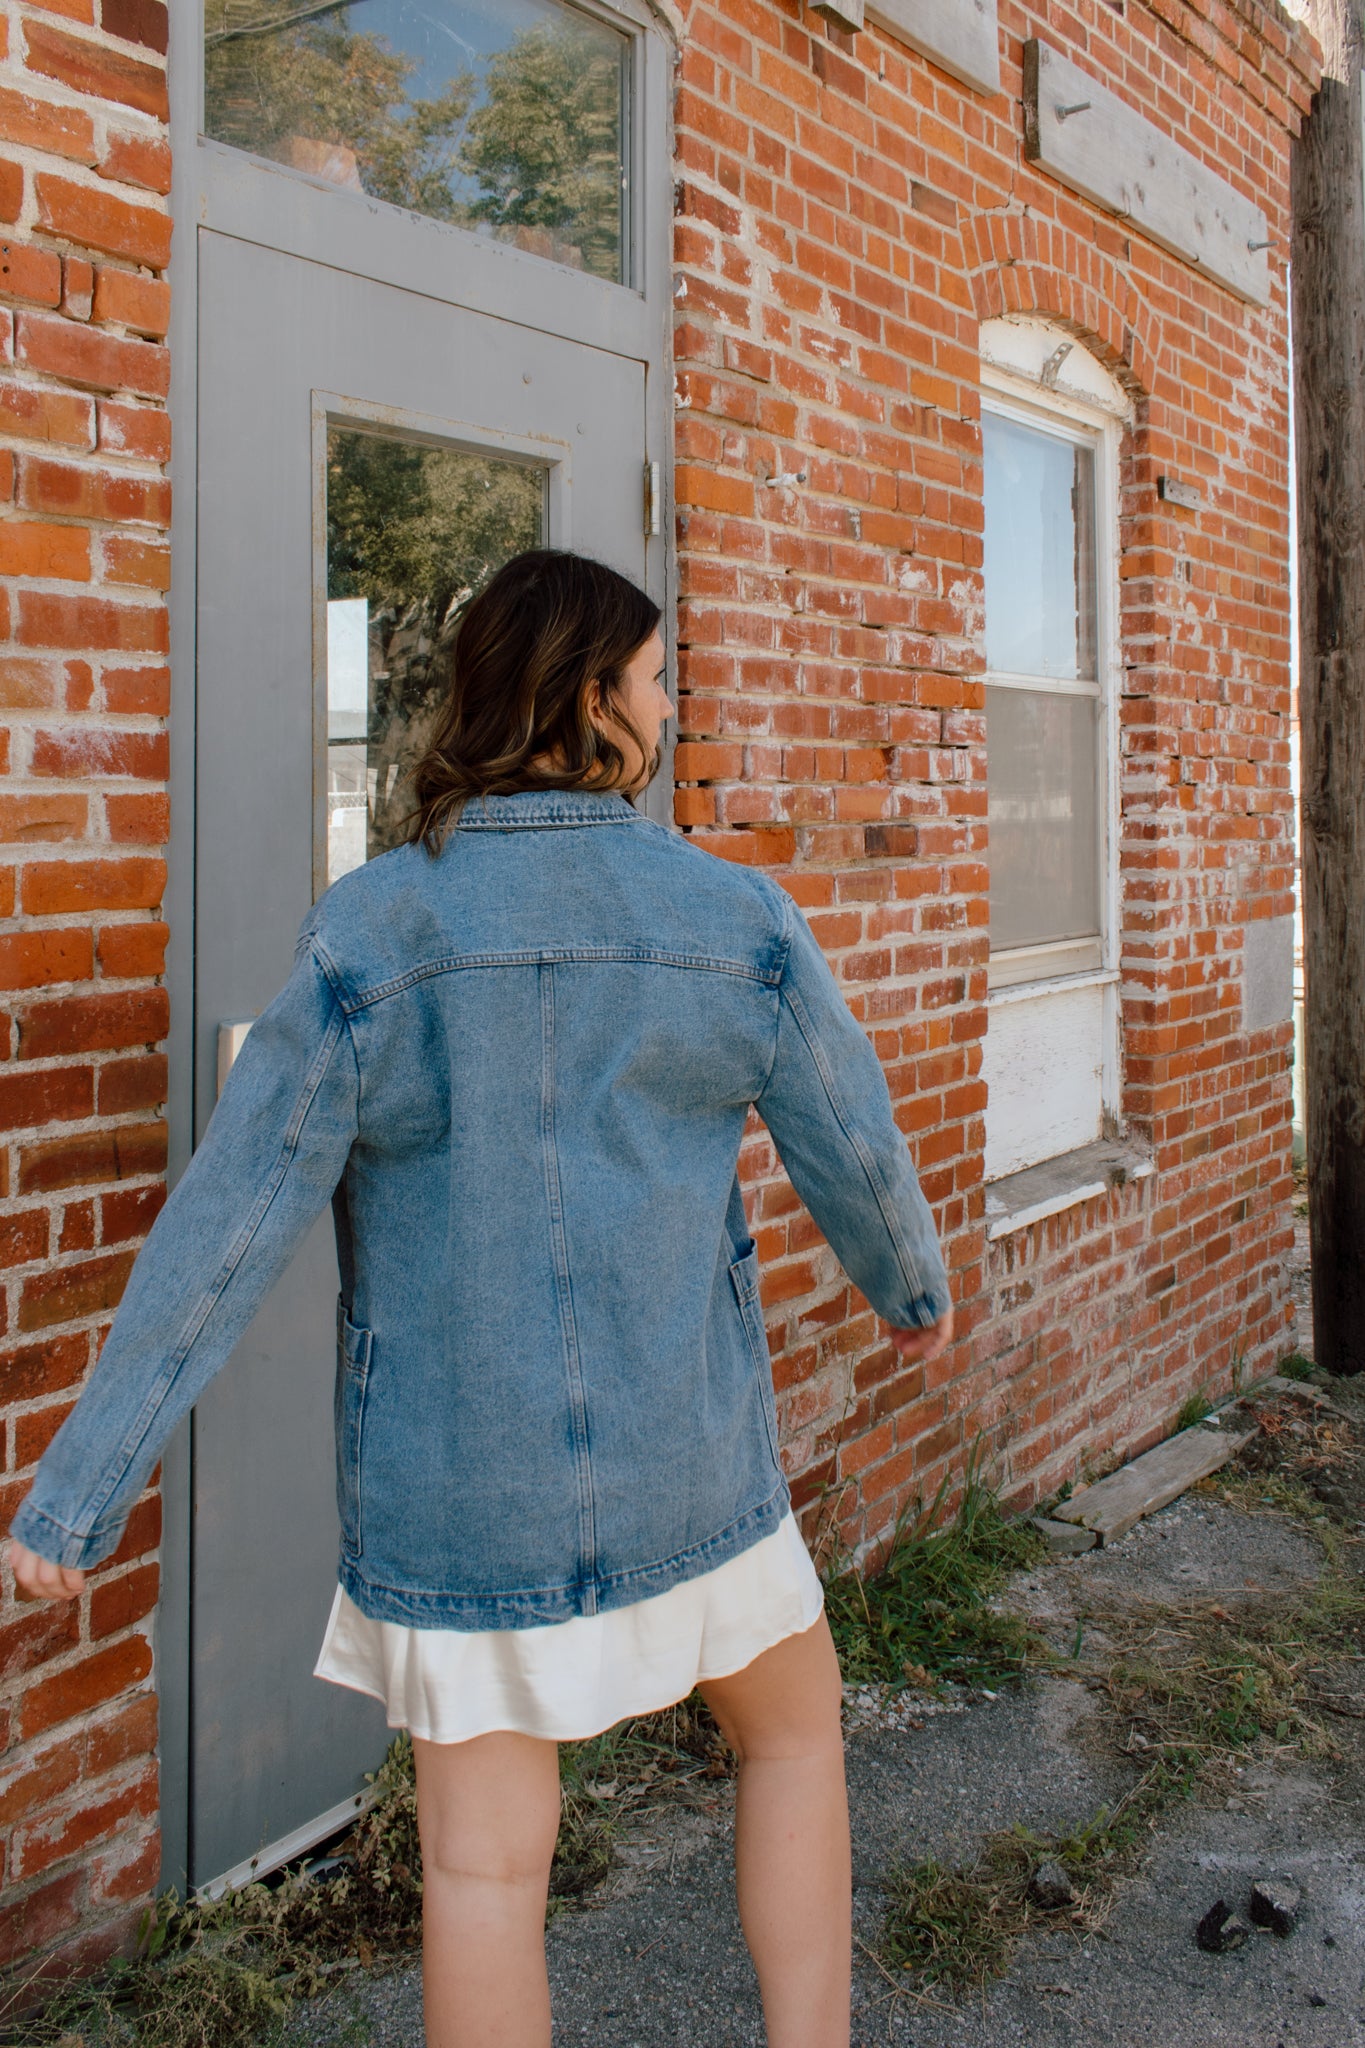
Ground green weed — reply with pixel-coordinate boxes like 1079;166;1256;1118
825;1458;1045;1692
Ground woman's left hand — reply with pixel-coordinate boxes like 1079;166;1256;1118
889;1305;954;1365
7;1538;86;1602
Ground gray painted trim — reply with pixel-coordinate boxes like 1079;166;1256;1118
158;0;199;1899
1023;39;1270;306
867;0;1000;97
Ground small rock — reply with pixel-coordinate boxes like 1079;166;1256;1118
1030;1860;1076;1911
1250;1877;1302;1937
1307;1993;1328;2009
1032;1516;1099;1556
1195;1900;1251;1953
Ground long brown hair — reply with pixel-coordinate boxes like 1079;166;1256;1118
407;549;663;854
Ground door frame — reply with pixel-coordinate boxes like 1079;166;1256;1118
160;0;678;1894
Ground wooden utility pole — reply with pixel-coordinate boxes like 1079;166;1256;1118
1292;0;1365;1374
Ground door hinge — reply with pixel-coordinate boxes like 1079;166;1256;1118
644;459;662;537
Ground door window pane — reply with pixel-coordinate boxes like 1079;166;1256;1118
325;427;544;887
983;412;1097;681
986;685;1100;954
205;0;630;283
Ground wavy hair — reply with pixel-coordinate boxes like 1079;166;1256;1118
407;549;663;854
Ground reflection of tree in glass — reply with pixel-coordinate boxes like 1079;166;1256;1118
326;430;542;857
204;3;475;219
203;3;625;281
460;24;624;280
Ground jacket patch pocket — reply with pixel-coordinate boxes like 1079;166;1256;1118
729;1244;781;1471
334;1299;374;1558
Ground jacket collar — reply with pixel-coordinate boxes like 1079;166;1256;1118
453;790;643;830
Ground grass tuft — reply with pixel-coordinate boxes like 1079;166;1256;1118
825;1456;1045;1693
1278;1351;1317;1383
1174;1390;1213;1432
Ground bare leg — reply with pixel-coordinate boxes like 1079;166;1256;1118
698;1611;851;2048
413;1729;562;2048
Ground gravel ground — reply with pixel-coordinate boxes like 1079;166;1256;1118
281;1478;1365;2048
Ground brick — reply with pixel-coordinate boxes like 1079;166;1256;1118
0;519;90;580
0;237;64;307
0;656;63;709
95;921;167;979
0;1063;93;1132
21;855;165;914
0;158;23;223
18;1124;166;1198
101;535;168;589
0;927;93;990
31;729;167;774
0;1868;82;1969
18;452;171;525
84;1689;158;1777
90;265;168;334
18;1247;139;1330
96;1050;166;1114
0;1208;48;1268
100;1184;165;1248
12;1767;157;1880
104;791;167;843
101;0;168;55
0;792;88;842
16;309;169;397
102;662;168;712
88;1562;158;1639
0;1604;79;1684
0;376;93;444
98;128;170;194
17;987;168;1058
19;595;167;654
62;253;93;320
0;85;97;162
95;398;168;460
0;1734;82;1827
23;21;169;120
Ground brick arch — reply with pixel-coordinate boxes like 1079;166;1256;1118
964;212;1160;405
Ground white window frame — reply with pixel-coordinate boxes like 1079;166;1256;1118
979;319;1131;1183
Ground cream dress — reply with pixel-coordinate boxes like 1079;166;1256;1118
314;1510;825;1744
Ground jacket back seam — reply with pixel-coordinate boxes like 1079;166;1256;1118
336;948;783;1015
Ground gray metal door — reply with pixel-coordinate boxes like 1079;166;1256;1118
191;227;646;1886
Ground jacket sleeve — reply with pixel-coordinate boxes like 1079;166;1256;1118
9;935;360;1572
754;892;951;1331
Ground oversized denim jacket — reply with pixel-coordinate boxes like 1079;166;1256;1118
12;792;951;1627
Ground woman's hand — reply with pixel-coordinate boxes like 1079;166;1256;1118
7;1539;85;1602
889;1305;954;1365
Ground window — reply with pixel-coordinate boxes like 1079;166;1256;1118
979;318;1130;1182
203;0;633;284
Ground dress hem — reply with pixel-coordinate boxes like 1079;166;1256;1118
314;1584;826;1745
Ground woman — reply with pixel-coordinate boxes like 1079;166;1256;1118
9;550;952;2048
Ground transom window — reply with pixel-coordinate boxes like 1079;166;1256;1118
979;318;1130;1182
203;0;632;283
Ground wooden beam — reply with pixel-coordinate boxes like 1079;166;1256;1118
1023;40;1271;305
866;0;1000;98
1292;0;1365;1375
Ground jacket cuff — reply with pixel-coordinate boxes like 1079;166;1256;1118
8;1498;121;1571
898;1283;952;1329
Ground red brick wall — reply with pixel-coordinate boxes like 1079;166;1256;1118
668;0;1318;1564
0;0;168;1982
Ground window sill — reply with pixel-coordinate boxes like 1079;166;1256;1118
985;1137;1154;1242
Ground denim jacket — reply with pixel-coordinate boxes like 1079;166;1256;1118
12;792;951;1626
